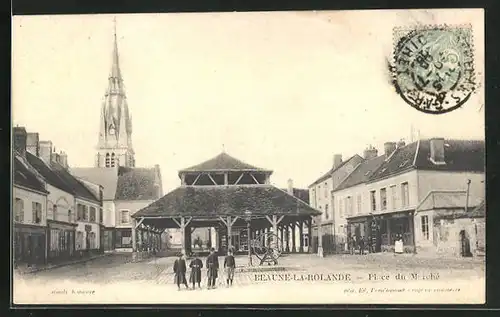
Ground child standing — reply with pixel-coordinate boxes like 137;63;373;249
224;250;236;287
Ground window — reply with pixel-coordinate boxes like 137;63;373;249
380;188;387;211
90;207;96;222
324;182;328;198
421;215;429;240
76;231;84;250
356;195;362;215
325;204;329;219
32;202;42;224
77;204;84;221
346;196;353;216
121;210;130;224
99;208;103;224
14;198;24;222
68;210;72;223
53;204;58;220
111;153;116;167
84;205;89;221
105;153;110;167
370;190;376;212
390;185;397;210
50;229;60;251
401;182;409;207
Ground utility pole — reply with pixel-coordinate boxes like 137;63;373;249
465;179;471;213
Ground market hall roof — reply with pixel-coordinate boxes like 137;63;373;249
133;185;321;218
178;152;272;175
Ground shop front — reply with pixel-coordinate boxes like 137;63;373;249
347;210;415;253
13;224;47;267
46;220;77;264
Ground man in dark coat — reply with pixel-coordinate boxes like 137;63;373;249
189;253;203;289
173;253;189;290
224;250;236;287
206;248;219;289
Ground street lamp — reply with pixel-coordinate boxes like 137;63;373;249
244;210;253;266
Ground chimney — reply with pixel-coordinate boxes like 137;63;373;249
51;152;60;164
26;132;40;156
363;145;378;160
333;154;343;169
397;140;406;148
430;138;446;164
287;179;294;195
13;127;27;157
383;142;397;158
59;151;68;168
38;140;53;164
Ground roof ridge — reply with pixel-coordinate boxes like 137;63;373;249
51;161;100;201
27;152;77;194
310;154;360;187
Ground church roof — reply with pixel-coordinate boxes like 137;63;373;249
179;152;271;174
70;167;118;200
70;166;161;201
133;185;321;218
115;166;160;201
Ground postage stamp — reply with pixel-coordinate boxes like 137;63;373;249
390;25;477;114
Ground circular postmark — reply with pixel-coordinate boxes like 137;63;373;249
391;25;476;114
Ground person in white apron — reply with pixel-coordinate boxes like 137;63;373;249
394;234;404;254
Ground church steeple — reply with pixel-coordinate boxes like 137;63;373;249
96;18;135;168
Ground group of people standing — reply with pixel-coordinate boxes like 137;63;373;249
173;248;236;290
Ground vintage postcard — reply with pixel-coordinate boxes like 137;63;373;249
11;9;485;305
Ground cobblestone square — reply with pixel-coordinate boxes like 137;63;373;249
14;253;485;304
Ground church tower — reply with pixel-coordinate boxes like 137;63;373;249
95;20;135;168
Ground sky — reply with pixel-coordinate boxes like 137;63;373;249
12;10;485;193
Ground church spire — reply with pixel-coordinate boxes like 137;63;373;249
95;17;135;168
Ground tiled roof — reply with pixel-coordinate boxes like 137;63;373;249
70;167;118;200
368;139;484;182
133;185;321;217
334;155;386;192
26;152;75;194
13;154;49;194
179;152;270;173
292;188;310;204
470;200;485;218
50;162;99;203
280;188;310;204
310;155;359;186
115;166;159;201
416;191;483;213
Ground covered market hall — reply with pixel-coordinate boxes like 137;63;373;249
131;152;321;260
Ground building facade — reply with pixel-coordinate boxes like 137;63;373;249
308;154;363;253
337;138;485;254
13;134;50;267
13;126;104;266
